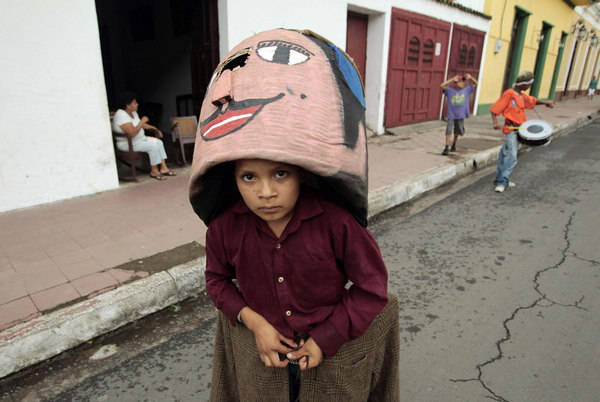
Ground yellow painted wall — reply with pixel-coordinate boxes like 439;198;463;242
480;0;578;108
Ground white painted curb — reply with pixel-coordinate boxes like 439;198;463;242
0;258;206;378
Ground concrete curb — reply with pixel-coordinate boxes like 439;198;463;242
0;257;206;378
368;146;500;218
1;112;597;379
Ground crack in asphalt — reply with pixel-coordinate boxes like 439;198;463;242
450;211;587;401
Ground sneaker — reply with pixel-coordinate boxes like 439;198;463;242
494;185;505;193
508;181;516;187
442;146;449;155
450;143;456;152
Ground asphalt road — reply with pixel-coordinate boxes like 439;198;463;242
2;121;599;401
377;120;600;401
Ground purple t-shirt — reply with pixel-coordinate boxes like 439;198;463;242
444;85;474;120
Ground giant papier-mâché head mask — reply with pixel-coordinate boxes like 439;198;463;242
189;28;368;226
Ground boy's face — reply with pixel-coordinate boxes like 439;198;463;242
454;78;465;89
234;159;302;229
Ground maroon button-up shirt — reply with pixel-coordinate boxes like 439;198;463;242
205;188;388;357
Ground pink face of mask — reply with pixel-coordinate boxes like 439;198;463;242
189;29;369;226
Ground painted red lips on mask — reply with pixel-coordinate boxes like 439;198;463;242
200;94;284;141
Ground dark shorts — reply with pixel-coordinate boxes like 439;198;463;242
209;294;400;401
446;118;465;136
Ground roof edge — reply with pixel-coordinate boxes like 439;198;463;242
433;0;492;20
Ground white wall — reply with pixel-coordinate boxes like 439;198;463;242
218;0;348;56
0;0;118;213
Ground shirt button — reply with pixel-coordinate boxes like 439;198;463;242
275;244;281;249
278;277;284;283
285;310;291;317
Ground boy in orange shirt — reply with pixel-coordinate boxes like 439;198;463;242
490;71;554;193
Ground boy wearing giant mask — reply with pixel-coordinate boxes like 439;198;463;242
190;29;399;401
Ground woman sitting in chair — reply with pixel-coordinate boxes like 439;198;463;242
112;92;175;180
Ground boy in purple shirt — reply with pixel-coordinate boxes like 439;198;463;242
441;74;478;155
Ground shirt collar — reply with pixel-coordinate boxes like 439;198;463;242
231;186;324;236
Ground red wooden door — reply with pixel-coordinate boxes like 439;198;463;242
444;24;485;117
190;0;220;117
385;8;450;127
346;11;368;83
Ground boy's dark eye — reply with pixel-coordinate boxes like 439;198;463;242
275;170;288;178
241;174;254;182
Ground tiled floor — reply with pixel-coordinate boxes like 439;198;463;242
1;96;599;331
0;168;207;330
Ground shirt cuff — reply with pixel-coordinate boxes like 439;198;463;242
221;298;247;327
309;319;346;357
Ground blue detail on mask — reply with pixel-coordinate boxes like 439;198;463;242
327;44;366;109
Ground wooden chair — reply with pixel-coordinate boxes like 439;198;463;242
112;131;150;182
170;116;198;165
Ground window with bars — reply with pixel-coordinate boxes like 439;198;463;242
423;40;434;64
468;46;476;67
408;37;420;67
459;44;467;66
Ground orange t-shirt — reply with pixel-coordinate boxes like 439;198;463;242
490;89;537;133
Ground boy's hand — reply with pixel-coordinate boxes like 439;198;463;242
545;101;555;108
241;307;297;368
254;323;296;368
286;337;324;371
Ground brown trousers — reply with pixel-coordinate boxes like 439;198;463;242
210;294;400;402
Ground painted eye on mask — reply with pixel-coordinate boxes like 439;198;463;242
256;40;313;65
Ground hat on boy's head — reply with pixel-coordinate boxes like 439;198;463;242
189;28;368;226
515;71;534;86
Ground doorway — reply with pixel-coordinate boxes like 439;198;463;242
502;7;530;91
563;39;579;99
95;0;219;133
531;22;553;98
549;32;568;101
346;11;368;83
443;24;485;117
385;8;450;127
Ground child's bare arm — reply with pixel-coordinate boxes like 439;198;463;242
240;306;297;368
465;73;478;87
491;112;500;130
286;337;324;371
536;99;555;108
441;75;459;89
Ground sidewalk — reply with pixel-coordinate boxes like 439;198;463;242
1;96;599;378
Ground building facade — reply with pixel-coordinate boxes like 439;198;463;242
477;0;599;113
557;2;600;100
1;0;595;213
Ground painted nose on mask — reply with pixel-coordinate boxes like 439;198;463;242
212;69;233;106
